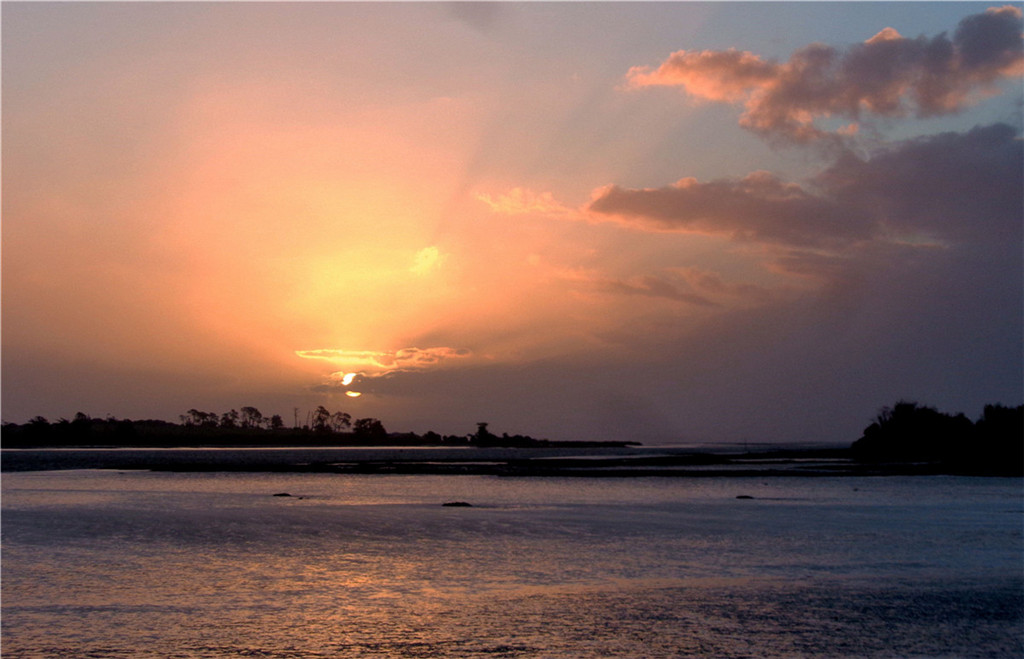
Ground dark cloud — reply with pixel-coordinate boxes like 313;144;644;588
676;267;771;303
817;123;1023;243
629;6;1024;142
588;123;1022;253
955;6;1024;72
588;170;871;248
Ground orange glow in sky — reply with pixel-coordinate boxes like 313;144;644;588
3;3;1021;444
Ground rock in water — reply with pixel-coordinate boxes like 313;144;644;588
442;501;472;507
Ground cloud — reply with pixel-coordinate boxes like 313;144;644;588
599;275;717;307
475;187;575;217
300;345;473;395
628;6;1024;142
588;123;1022;254
293;349;389;365
674;266;772;303
295;346;471;373
560;268;718;307
388;346;472;369
627;47;777;102
815;122;1023;243
587;171;872;248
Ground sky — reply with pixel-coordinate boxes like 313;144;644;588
2;2;1022;446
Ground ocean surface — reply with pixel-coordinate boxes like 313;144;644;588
2;461;1022;657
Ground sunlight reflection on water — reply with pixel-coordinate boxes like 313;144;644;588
2;470;1021;657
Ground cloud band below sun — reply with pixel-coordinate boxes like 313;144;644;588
296;346;472;394
296;346;471;369
296;345;471;386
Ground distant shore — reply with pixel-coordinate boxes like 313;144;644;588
3;445;1016;477
5;401;1019;476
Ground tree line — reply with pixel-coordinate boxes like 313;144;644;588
0;407;556;448
0;405;393;447
851;401;1022;475
178;405;385;436
4;400;1019;469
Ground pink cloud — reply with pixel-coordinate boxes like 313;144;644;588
628;6;1024;142
626;48;777;102
475;187;573;216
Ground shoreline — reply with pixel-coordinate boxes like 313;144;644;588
2;445;1016;477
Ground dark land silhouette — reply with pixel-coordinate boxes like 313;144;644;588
2;401;1021;476
851;401;1023;476
0;406;630;450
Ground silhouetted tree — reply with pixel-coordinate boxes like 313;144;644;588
269;414;284;430
113;418;136;442
352;417;386;440
240;406;263;429
976;404;1023;440
972;404;1024;474
850;400;1024;474
331;411;352;433
67;412;93;440
220;409;239;429
852;401;972;462
312;406;332;433
185;409;218;427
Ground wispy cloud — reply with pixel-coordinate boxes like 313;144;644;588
559;267;718;307
600;275;718;307
628;6;1024;142
475;187;575;217
295;346;472;373
293;349;388;365
674;266;771;303
299;346;473;394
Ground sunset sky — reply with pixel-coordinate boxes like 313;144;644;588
3;2;1022;445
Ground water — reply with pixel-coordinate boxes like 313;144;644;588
2;468;1021;657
